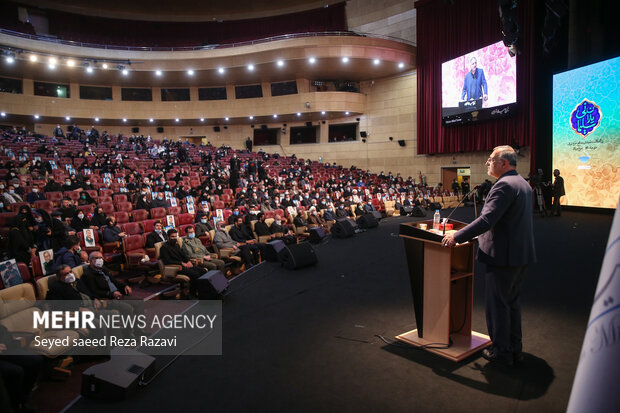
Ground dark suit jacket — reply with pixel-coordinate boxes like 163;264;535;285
145;231;167;248
160;242;190;265
454;170;536;267
81;265;127;299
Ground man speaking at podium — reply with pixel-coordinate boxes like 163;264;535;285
442;145;536;365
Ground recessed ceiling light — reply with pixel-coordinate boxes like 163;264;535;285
49;57;57;65
29;55;37;62
48;64;56;70
102;63;108;69
65;116;71;120
398;62;405;68
345;111;350;115
200;118;205;122
5;56;14;64
34;114;39;119
218;67;225;74
175;118;180;122
225;117;229;121
342;57;349;63
122;118;127;122
187;69;194;76
86;66;93;73
247;64;254;71
1;112;6;117
273;114;278;118
308;57;316;64
373;59;380;65
249;116;254;120
276;60;284;67
155;70;162;76
122;69;129;75
149;118;154;123
321;111;326;115
94;117;99;122
67;59;75;67
296;112;301;116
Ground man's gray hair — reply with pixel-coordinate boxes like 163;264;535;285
494;145;517;166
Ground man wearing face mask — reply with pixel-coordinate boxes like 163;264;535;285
59;198;78;221
228;217;260;266
2;184;23;205
268;214;296;244
182;226;226;273
307;206;329;232
26;184;46;204
159;229;209;298
195;214;214;237
54;236;84;270
150;193;169;208
145;221;167;248
81;251;133;300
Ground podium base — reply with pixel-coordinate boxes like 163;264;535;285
396;329;491;362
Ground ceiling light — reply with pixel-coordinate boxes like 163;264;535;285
200;118;205;122
345;111;350;115
5;56;14;64
373;59;380;65
273;114;278;118
247;64;254;71
1;112;6;117
34;114;39;119
149;118;154;123
67;59;75;67
398;62;405;68
297;112;301;116
225;117;229;121
249;116;254;120
48;64;56;70
122;69;129;76
342;57;349;63
86;66;93;73
102;63;108;69
65;116;71;120
308;57;316;64
187;69;194;76
218;67;225;74
122;118;127;122
321;111;326;115
155;70;162;76
49;57;57;65
276;60;284;67
175;118;180;122
94;117;99;122
29;55;37;62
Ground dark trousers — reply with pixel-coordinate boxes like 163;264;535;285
484;264;527;358
0;355;44;410
553;196;562;216
178;266;205;295
239;244;260;266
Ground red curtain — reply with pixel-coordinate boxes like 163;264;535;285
416;0;535;156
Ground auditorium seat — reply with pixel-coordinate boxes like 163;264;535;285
121;222;143;235
132;209;149;222
150;207;166;220
113;211;130;224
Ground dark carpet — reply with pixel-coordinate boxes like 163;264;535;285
63;207;613;413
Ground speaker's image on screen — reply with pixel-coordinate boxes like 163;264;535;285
441;40;517;123
552;56;620;209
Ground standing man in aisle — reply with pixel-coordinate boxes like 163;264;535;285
442;145;536;365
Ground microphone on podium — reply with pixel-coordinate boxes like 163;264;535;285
442;185;480;236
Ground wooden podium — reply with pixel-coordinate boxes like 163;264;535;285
397;219;491;361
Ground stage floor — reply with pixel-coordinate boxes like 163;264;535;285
64;208;613;413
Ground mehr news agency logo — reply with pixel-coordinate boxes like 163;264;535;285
31;310;217;349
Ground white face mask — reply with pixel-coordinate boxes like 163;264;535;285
94;258;104;268
64;273;76;283
78;214;84;219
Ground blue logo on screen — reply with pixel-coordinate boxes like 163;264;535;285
570;100;602;138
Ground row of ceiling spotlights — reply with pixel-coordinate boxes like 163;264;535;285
0;111;351;121
3;53;405;75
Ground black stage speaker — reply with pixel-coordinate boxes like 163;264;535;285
400;206;413;216
82;348;156;400
278;242;317;269
305;121;313;127
356;213;378;229
308;227;327;243
370;210;382;221
131;127;139;133
429;202;442;210
398;139;406;147
213;126;220;132
360;131;367;138
264;240;286;262
332;218;358;238
197;270;229;298
156;127;164;133
401;206;426;217
412;206;426;217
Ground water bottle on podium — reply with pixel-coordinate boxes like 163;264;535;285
433;210;440;229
